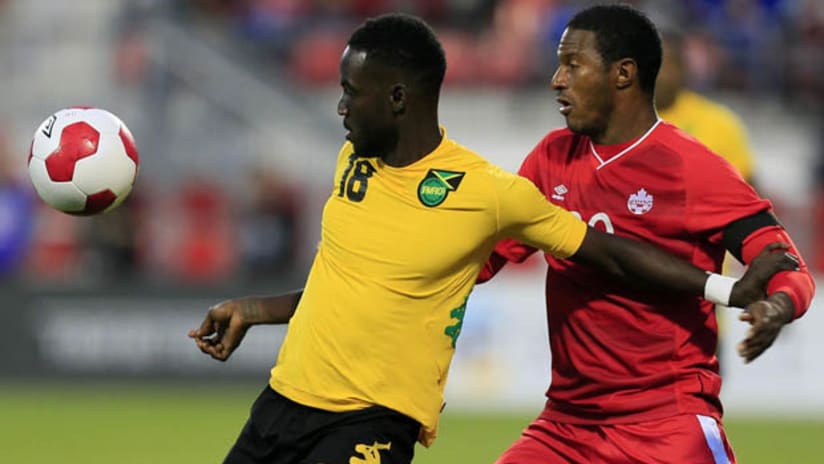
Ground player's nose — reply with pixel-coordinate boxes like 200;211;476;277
551;67;566;90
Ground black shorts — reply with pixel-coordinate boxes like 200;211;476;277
224;386;421;464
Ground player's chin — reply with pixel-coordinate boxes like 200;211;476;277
566;119;598;137
565;119;585;134
562;113;581;130
352;142;383;158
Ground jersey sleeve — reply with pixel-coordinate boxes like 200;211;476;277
485;139;550;263
739;225;815;320
490;165;587;259
683;148;770;242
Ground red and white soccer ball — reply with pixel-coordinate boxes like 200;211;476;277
28;107;139;215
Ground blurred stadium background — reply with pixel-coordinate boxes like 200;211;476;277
0;0;822;462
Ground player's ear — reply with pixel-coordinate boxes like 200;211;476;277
390;84;406;114
615;58;636;90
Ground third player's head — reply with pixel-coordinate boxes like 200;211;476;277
338;13;447;158
552;4;662;140
655;30;687;111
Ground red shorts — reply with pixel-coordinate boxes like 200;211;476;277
496;414;736;464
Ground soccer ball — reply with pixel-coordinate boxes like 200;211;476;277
28;107;139;215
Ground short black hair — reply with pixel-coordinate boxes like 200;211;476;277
567;4;662;95
347;13;447;97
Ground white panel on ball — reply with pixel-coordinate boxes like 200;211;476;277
72;132;136;197
28;157;88;212
82;108;121;134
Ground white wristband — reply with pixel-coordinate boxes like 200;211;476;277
704;273;738;306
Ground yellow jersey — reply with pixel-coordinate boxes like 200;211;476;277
658;90;755;180
269;131;586;446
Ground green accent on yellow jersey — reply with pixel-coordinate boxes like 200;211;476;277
444;295;469;348
269;130;587;446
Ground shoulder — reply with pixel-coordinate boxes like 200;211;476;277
681;91;747;130
444;143;517;185
441;137;486;163
655;121;714;157
433;140;537;208
435;138;497;180
521;127;586;169
439;141;523;188
653;122;745;180
434;137;510;185
537;127;581;152
442;140;537;186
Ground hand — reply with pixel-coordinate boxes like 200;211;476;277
187;300;251;361
738;292;794;363
729;243;799;308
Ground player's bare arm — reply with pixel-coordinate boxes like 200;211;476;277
570;227;799;308
188;290;303;361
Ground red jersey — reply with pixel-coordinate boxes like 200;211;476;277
491;121;771;424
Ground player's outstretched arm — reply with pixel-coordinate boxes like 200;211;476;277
188;290;303;361
722;212;817;362
569;227;799;308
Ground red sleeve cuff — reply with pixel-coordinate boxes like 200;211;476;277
767;272;816;320
740;225;815;320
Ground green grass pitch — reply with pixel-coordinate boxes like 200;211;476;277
1;382;821;463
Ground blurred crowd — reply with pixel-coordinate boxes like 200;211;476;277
178;0;824;108
1;0;822;288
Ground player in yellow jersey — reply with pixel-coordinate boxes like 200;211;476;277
188;14;797;464
656;30;756;184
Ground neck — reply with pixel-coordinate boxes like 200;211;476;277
382;116;442;167
592;99;658;145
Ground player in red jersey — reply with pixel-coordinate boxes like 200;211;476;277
478;5;816;464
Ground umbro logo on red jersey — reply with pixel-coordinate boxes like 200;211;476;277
627;188;654;215
552;184;568;201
